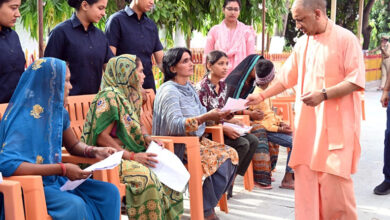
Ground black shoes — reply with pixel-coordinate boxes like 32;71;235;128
374;180;390;195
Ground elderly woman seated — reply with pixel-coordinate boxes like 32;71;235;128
0;58;120;220
152;47;238;220
81;54;183;220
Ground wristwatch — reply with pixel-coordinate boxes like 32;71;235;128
322;88;328;100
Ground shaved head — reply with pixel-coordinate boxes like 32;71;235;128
293;0;327;13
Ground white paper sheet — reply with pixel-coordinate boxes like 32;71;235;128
60;151;124;191
146;142;190;192
221;98;248;112
223;122;252;136
0;172;3;183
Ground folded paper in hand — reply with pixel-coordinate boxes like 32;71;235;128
221;98;248;112
146;142;190;192
223;122;252;136
60;151;124;191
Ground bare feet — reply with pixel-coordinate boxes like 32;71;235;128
280;172;294;190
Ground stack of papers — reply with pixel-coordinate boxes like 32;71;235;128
223;122;252;136
60;151;124;191
146;142;190;192
221;98;248;112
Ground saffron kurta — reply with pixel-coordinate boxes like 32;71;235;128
278;20;365;179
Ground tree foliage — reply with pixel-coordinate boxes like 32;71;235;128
368;0;390;49
19;0;125;40
149;0;291;47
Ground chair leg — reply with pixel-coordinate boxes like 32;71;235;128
244;161;255;191
218;194;228;213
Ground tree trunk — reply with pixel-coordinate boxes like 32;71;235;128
362;0;376;49
281;1;290;37
186;35;191;49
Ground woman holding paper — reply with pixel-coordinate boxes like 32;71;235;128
81;54;183;220
153;47;238;220
196;50;258;198
0;58;120;220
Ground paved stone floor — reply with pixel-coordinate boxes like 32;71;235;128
124;86;390;220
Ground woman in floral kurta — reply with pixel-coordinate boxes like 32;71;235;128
82;55;183;220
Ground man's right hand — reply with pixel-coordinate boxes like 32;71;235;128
381;91;389;108
246;94;264;106
65;163;92;181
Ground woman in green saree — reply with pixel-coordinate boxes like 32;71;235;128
81;54;183;220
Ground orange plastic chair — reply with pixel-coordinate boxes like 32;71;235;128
233;115;255;192
65;95;96;139
0;179;25;220
0;103;8;120
4;176;52;220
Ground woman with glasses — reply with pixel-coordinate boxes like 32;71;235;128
204;0;256;76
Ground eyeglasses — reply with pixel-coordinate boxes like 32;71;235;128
225;7;240;12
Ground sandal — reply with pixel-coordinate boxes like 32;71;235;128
254;182;273;190
279;182;294;190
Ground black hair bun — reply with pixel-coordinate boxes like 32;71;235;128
67;0;81;8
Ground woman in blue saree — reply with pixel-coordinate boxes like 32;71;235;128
0;58;120;220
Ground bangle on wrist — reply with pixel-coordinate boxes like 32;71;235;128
130;152;135;160
58;163;66;176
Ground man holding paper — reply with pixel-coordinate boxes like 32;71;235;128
246;0;365;219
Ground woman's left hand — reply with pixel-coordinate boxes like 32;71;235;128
93;147;117;160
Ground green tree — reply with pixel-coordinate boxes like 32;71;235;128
368;0;390;49
149;0;290;48
19;0;126;40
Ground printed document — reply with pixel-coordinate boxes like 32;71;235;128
60;151;124;191
146;142;190;192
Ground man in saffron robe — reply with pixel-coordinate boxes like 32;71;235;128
246;0;365;219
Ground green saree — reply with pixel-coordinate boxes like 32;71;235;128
81;55;183;220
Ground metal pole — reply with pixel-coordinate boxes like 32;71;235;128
357;0;364;40
331;0;337;21
262;0;265;56
38;0;43;58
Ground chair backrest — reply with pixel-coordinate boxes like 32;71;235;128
140;89;155;135
0;103;8;121
65;95;96;139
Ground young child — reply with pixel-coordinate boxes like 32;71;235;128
250;59;294;190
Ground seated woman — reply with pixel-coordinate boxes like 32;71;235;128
153;47;238;220
0;58;120;220
196;50;258;198
225;54;281;189
81;54;183;220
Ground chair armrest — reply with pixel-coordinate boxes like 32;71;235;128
150;136;204;220
205;125;224;144
233;115;250;126
5;176;50;220
0;180;25;220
